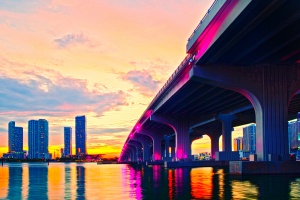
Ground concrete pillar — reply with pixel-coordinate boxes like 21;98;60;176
128;145;137;162
163;136;172;161
217;114;235;152
152;135;163;161
150;114;191;161
208;133;221;160
132;134;152;162
190;65;300;161
129;140;143;161
170;139;176;161
137;129;163;161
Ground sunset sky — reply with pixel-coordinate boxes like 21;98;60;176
0;0;245;158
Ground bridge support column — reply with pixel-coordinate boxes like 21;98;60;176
208;133;221;160
128;145;137;162
137;129;164;161
151;114;191;161
152;135;163;161
129;141;143;162
170;140;176;161
218;114;235;152
191;65;300;161
132;134;152;162
163;136;171;161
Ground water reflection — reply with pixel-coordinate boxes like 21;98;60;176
76;166;85;199
28;164;48;200
7;166;22;199
0;163;300;199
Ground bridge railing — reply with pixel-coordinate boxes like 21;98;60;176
186;0;227;52
150;53;193;107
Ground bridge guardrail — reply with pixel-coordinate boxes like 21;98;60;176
186;0;226;52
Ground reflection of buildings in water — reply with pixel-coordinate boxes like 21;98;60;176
65;166;72;199
7;167;23;199
28;166;48;199
76;166;86;199
237;174;299;199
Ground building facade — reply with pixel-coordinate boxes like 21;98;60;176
233;137;243;151
75;116;86;157
28;119;49;159
289;118;300;151
8;121;23;157
64;127;72;157
243;124;256;154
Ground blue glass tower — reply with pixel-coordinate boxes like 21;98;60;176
64;127;72;157
243;124;256;154
28;119;49;159
28;120;38;159
75;116;86;156
38;119;49;159
8;121;23;153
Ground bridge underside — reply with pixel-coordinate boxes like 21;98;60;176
197;0;300;66
120;0;300;164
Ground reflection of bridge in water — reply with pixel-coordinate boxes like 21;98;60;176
119;0;300;173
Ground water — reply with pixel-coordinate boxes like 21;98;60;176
1;162;300;200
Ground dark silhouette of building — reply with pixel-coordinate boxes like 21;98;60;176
28;119;49;159
64;127;72;157
75;116;86;157
8;121;23;153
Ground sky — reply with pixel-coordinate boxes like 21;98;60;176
0;0;246;158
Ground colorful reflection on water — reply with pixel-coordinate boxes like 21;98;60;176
0;163;300;199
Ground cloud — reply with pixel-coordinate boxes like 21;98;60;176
121;70;161;96
0;70;128;118
54;33;98;48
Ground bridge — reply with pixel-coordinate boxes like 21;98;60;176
119;0;300;172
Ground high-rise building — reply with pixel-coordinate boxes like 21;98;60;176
64;127;72;157
75;116;86;156
243;124;256;154
233;137;243;151
28;119;49;159
289;115;300;151
8;121;23;153
28;120;38;159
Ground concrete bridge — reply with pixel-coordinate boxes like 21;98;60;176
119;0;300;172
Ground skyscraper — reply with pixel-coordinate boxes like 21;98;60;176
289;116;300;151
8;121;23;153
38;119;49;159
28;120;38;159
243;124;256;154
233;137;243;151
64;127;72;157
28;119;49;159
75;116;86;156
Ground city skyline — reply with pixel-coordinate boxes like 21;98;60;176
0;0;250;158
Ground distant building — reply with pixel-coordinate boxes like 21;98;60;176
75;116;86;157
7;121;25;159
289;115;300;151
28;119;49;159
28;120;38;159
243;124;256;154
233;137;243;151
64;127;72;157
7;121;23;158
